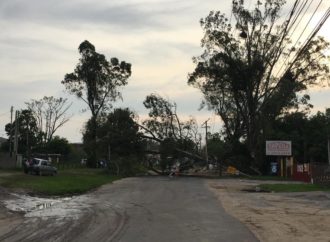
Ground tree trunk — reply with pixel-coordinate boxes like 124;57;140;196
87;116;98;168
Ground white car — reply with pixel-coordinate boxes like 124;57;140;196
25;158;57;176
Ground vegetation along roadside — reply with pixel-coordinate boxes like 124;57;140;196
0;169;120;196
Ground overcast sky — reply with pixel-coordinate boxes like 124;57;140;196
0;0;329;142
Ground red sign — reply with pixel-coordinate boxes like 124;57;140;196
266;141;292;156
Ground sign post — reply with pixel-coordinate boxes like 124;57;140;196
266;141;292;177
266;141;292;156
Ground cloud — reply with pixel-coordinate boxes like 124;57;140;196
0;0;328;143
0;0;206;31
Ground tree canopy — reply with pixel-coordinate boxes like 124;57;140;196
62;40;132;167
62;40;131;119
3;109;71;157
5;109;39;156
269;109;330;164
188;0;330;171
83;108;144;174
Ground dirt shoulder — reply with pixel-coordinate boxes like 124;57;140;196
208;179;330;242
0;187;24;236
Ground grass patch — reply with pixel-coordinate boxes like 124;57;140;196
260;183;330;192
0;169;120;196
247;175;291;181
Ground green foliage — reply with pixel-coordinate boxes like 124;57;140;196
207;133;226;160
66;143;87;163
4;109;71;158
109;156;146;176
45;136;71;156
83;108;144;174
5;109;39;155
159;138;176;171
62;40;131;118
188;0;330;170
98;108;143;157
267;109;330;163
0;169;120;196
62;40;131;167
260;183;330;192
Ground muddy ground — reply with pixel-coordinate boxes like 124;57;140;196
1;177;330;241
0;177;257;242
208;179;330;242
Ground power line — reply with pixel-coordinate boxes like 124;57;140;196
276;0;323;78
290;1;322;53
282;6;330;76
288;0;314;40
287;0;308;34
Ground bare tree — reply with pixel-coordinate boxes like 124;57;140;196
26;96;72;143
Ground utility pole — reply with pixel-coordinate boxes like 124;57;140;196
14;110;19;157
26;118;30;158
325;108;330;166
198;134;202;153
9;106;13;157
202;119;210;168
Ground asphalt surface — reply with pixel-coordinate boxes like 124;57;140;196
0;177;258;242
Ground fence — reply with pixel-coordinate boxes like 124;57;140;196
292;163;311;183
310;163;330;186
291;162;330;185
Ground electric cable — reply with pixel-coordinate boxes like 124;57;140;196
286;0;308;34
288;0;314;40
282;7;330;77
276;0;323;78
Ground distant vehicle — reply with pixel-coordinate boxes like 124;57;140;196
24;158;57;176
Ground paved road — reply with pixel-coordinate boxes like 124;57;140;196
0;177;258;242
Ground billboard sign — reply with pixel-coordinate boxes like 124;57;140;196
266;141;292;156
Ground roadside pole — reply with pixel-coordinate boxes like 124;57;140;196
202;119;210;169
9;106;13;157
14;110;19;158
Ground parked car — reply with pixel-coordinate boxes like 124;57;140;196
24;158;57;176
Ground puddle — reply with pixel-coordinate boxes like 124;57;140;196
3;193;91;219
242;188;271;193
36;202;54;210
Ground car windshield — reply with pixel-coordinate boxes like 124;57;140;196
32;159;40;165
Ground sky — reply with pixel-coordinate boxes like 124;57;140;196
0;0;329;143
